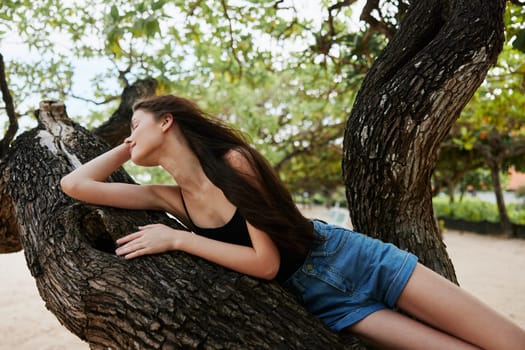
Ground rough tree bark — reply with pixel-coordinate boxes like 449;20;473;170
0;52;20;253
0;100;357;349
342;0;505;280
0;160;20;252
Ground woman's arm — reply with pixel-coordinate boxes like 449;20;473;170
60;143;173;212
181;221;280;279
113;146;281;279
115;221;281;280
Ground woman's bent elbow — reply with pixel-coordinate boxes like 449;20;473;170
260;261;280;280
60;175;77;197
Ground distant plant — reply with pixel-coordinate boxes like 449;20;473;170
433;196;519;223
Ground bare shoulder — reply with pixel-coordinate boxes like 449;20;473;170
224;148;255;175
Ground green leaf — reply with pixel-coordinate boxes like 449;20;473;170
512;29;525;53
151;0;166;10
110;5;119;22
137;2;147;13
106;27;124;57
144;17;160;37
132;18;145;37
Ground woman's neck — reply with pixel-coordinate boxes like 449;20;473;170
157;135;211;194
165;159;210;194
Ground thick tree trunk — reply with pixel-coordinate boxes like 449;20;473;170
0;160;20;252
2;101;355;349
342;0;505;280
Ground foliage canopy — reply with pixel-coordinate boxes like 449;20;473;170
1;0;524;199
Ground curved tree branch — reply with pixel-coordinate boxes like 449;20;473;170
327;0;358;38
0;53;18;158
0;53;21;253
92;78;157;146
69;93;120;106
220;0;244;77
360;0;397;39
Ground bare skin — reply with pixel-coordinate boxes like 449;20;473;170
61;108;525;350
348;264;525;349
61;110;280;279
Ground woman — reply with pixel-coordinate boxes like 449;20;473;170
61;94;525;349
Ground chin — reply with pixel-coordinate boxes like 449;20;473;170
131;156;157;167
132;159;154;167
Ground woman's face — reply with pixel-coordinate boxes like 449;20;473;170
127;109;165;166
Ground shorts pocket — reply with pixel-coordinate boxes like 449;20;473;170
301;258;353;293
302;223;353;293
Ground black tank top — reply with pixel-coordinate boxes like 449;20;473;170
179;189;303;283
180;191;252;247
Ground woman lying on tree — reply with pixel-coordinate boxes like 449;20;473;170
61;94;525;350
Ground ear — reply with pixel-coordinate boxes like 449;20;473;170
160;113;174;132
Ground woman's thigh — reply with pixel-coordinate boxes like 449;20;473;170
396;263;525;350
346;308;481;350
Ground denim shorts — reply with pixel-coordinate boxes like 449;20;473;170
283;220;418;331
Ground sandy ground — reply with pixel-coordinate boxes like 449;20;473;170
1;207;524;349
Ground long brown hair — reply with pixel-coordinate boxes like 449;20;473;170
133;95;315;259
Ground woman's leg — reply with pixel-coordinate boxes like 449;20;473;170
396;263;525;350
346;308;481;350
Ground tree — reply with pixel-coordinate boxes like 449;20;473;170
432;139;484;202
0;52;20;253
342;0;505;279
0;0;513;348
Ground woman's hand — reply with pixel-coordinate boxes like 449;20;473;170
115;221;280;280
115;224;191;259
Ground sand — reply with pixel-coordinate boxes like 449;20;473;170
1;209;524;349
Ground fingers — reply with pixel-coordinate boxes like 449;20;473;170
115;240;141;257
122;247;148;260
115;239;152;259
115;225;158;258
116;231;142;246
115;224;170;259
115;228;145;258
